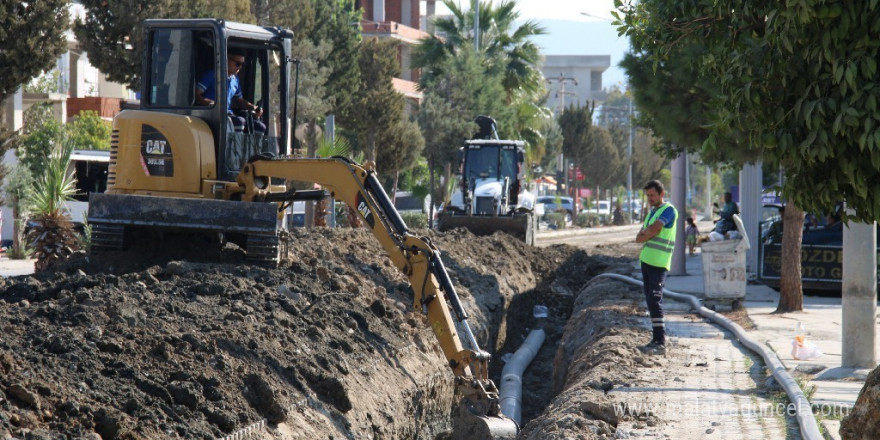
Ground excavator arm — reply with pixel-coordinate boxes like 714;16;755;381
237;157;518;438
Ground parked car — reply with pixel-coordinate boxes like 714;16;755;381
536;196;574;223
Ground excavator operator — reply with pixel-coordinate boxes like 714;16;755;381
195;48;265;135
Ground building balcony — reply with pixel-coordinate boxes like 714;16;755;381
359;20;429;44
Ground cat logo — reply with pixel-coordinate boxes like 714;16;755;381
145;140;167;155
355;192;375;228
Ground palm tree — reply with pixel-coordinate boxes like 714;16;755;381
413;0;546;101
25;137;79;271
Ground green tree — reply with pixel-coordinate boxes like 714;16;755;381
74;0;254;89
312;0;362;123
558;104;593;200
377;119;426;195
16;104;63;179
417;46;513;203
413;0;548;163
538;116;563;175
413;0;545;101
0;1;69;106
67;111;112;150
616;0;880;311
350;38;404;163
631;129;666;187
582;126;621;189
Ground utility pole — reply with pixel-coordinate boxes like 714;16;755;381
627;92;634;223
474;0;480;52
546;73;578;115
547;73;578;196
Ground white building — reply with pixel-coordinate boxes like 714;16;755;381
542;55;611;114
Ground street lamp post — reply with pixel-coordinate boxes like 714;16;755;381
547;73;578;196
627;92;634;223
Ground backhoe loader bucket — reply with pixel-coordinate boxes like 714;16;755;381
437;211;535;245
87;193;280;262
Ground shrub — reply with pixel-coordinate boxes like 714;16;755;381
544;212;567;229
576;212;600;228
401;212;428;229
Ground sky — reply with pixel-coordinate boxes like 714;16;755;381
430;0;631;90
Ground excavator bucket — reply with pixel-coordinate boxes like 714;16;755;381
87;193;281;262
452;402;518;439
437;212;535;245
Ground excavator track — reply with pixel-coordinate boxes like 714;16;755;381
245;233;281;264
90;223;125;253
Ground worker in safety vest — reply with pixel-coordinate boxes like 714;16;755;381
634;180;678;355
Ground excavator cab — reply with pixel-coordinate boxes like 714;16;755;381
139;19;291;181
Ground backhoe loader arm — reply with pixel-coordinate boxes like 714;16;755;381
236;157;517;437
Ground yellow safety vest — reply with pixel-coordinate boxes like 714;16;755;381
639;202;678;270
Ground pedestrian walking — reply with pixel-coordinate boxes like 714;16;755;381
635;180;678;355
685;216;699;256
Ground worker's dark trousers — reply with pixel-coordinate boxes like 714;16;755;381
641;262;667;344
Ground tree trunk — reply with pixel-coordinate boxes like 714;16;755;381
368;132;376;163
305;119;318;228
429;155;436;229
12;203;22;257
391;170;400;204
776;203;805;313
442;162;452;204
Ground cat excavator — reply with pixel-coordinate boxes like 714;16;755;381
87;19;517;438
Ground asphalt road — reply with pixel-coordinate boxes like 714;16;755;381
535;223;643;251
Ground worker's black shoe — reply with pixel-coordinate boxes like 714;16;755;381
639;341;666;356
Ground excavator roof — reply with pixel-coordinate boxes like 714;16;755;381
143;18;293;41
464;140;525;147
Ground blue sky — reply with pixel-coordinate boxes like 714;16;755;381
430;0;631;90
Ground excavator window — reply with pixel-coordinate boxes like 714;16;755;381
146;29;214;108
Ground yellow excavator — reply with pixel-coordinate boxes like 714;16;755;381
87;19;517;438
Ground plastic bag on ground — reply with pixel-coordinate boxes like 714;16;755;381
791;338;823;360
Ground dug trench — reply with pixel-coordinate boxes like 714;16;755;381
0;227;660;439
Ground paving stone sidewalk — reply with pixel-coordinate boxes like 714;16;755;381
665;250;867;440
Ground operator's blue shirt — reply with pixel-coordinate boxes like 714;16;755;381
197;70;241;114
648;204;676;229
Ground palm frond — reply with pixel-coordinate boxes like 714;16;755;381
316;135;352;158
26;137;77;217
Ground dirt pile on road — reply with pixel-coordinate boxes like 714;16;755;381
0;227;623;439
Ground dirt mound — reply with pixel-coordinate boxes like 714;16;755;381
0;227;622;439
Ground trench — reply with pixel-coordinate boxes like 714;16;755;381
489;250;615;428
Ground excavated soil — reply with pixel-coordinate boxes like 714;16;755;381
0;226;649;440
